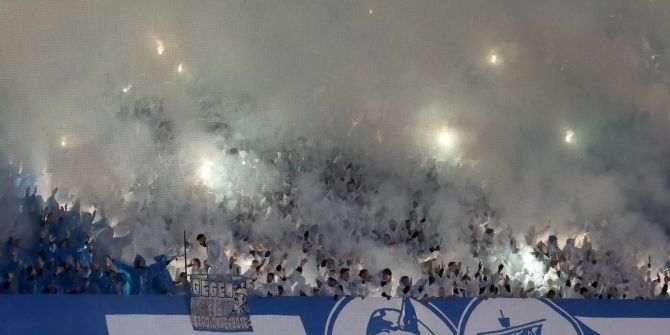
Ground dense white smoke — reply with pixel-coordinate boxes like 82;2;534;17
1;0;670;278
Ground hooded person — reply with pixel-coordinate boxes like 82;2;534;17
150;255;175;294
93;267;116;294
197;234;229;275
113;271;132;295
112;254;151;294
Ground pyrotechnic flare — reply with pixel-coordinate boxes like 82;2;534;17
156;39;165;55
437;129;456;151
564;129;575;144
198;160;214;184
489;52;499;65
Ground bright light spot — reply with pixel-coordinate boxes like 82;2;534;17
177;63;183;73
369;9;373;15
489;52;499;65
198;160;214;184
521;248;544;284
564;129;575;144
122;84;132;93
156;39;165;55
437;130;455;149
60;136;67;148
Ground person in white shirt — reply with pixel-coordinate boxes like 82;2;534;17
353;269;378;297
338;268;353;296
258;273;280;297
242;259;266;290
197;234;230;275
189;258;206;275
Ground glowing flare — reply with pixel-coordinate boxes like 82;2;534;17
521;248;545;284
437;130;454;149
564;129;575;143
489;52;499;65
369;9;373;15
198;160;214;183
177;63;183;73
156;39;165;55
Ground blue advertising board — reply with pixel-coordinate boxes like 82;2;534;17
2;295;670;334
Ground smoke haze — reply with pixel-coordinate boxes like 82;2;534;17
1;0;670;271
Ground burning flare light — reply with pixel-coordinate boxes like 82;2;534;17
564;129;575;144
156;39;165;55
437;129;455;150
198;160;214;184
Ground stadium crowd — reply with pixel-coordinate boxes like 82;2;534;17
1;138;669;300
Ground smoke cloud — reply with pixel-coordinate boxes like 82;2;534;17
1;0;670;274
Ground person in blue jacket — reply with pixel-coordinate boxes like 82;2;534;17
112;271;131;295
40;233;58;263
56;239;72;265
75;236;94;269
149;255;176;294
54;262;76;294
112;254;151;294
19;265;40;294
34;254;54;292
2;244;23;276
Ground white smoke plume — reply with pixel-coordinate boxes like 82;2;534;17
1;0;670;280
